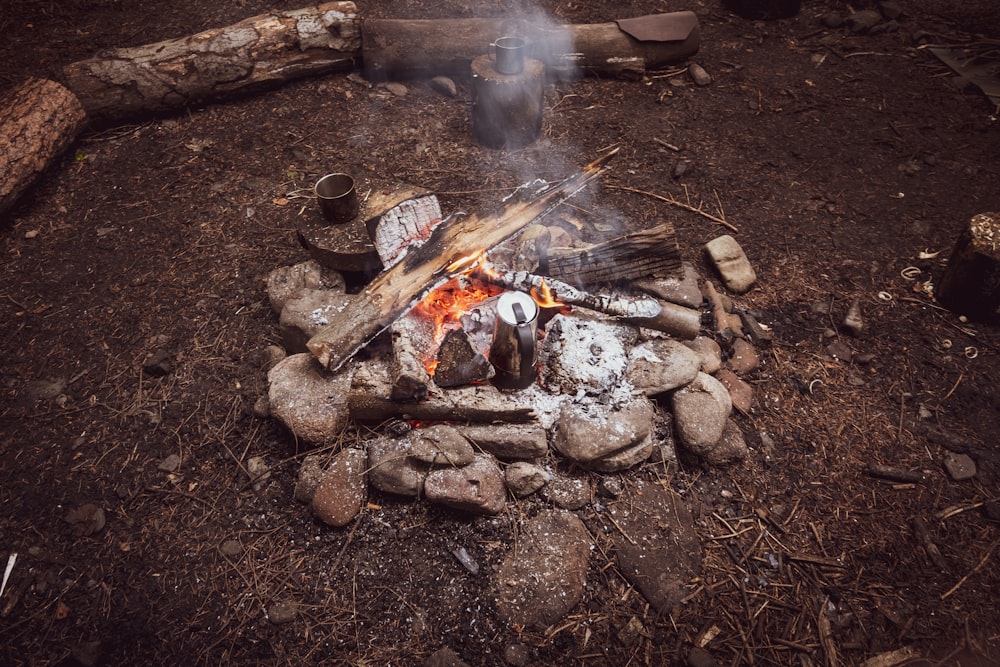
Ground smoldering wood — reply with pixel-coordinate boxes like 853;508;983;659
369;194;443;266
434;328;494;388
470;55;544;149
0;78;86;219
307;149;617;371
544;222;681;286
62;2;360;122
936;212;1000;324
349;361;536;423
475;262;701;339
390;312;435;401
362;12;700;81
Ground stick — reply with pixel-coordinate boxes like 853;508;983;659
608;184;739;233
940;540;997;601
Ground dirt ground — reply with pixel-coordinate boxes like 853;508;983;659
2;0;999;665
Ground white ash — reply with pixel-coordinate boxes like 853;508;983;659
539;313;636;398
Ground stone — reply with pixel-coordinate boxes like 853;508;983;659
407;425;475;467
627;338;702;396
492;510;592;629
424;455;506;515
266;260;343;314
705;234;757;294
263;345;287;371
684;336;723;374
157;454;181;473
64;504;106;537
634;262;703;308
598;476;624;499
247;456;271;492
251;394;270;419
715;369;753;414
541;474;591;510
540;314;635;395
706;419;750;464
70;640;102;667
279;289;354;354
554;399;655;470
368;435;428;497
612;480;702;613
585;435;654;473
688;62;712;86
846;9;882;33
267;353;352;446
504;462;551;498
424;647;469;667
842;298;864;336
943;452;977;481
819;12;844;28
294;455;325;504
382;81;408;97
671;372;732;454
688;646;718;667
267;600;298;625
503;643;531;666
826;340;853;362
455;424;548;460
673;160;691;179
219;539;243;559
726;338;760;373
430;76;458;98
312;448;367;527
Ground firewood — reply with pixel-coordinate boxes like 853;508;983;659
62;2;360;122
434;329;494;388
544;222;681;285
307;150;617;371
369;194;443;266
389;311;436;401
0;78;86;218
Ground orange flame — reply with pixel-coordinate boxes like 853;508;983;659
446;249;487;274
530;279;561;309
412;276;502;374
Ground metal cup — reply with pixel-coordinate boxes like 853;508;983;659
491;291;538;390
315;173;359;224
488;36;527;75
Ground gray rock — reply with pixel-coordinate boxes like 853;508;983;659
826;340;853;362
266;260;343;314
819;12;844;28
382;82;408;97
141;349;173;377
613;481;702;613
312;448;367;527
267;354;352;446
684;336;723;374
704;419;750;464
157;454;181;473
726;338;760;373
64;503;106;537
627;338;702;396
424;647;469;667
407;425;475;467
368;435;427;497
504;462;551;497
503;643;531;666
586;435;654;473
673;160;692;179
267;600;298;625
634;262;704;308
246;456;271;491
878;0;903;20
540;314;634;395
455;423;548;460
846;9;882;33
492;510;592;629
219;539;243;559
424;454;506;515
671;372;732;454
541;474;591;510
294;454;325;504
263;345;287;371
715;369;753;414
279;289;353;354
554;399;654;470
688;62;712;86
430;76;458;98
943;452;977;481
598;476;624;499
705;234;757;294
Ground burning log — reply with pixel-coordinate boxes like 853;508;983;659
434;329;494;388
475;262;701;339
307;150;617;371
544;222;682;286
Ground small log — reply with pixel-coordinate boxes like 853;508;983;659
63;2;360;122
434;328;494;388
349;360;536;423
0;78;86;219
362;12;700;81
475;262;701;339
369;194;443;266
937;212;1000;323
390;311;436;401
307;150;617;371
544;222;681;285
866;463;924;484
471;55;544;149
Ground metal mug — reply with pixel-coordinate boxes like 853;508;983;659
491;291;538;390
315;173;359;224
488;36;528;75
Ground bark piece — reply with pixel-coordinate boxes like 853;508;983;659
544;222;681;286
0;78;86;219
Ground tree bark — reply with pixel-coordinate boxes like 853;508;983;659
62;2;360;122
307;150;617;371
544;222;681;285
0;78;86;219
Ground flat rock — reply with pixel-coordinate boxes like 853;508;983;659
705;234;757;294
407;424;475;467
586;434;654;473
311;448;367;527
610;480;702;613
368;434;427;497
64;503;106;537
715;369;753;414
492;510;592;629
698;419;749;465
279;288;353;354
541;314;635;395
554;398;654;470
424;455;506;515
294;454;325;503
455;423;548;460
671;372;732;454
634;262;703;308
504;462;551;497
627;338;702;396
943;452;977;481
267;353;352;446
726;338;760;373
684;336;723;374
266;260;344;314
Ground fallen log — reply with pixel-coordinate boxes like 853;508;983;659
0;78;86;219
544;222;682;285
62;2;360;122
307;149;618;371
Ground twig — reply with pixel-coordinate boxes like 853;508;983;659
912;517;949;572
940;540;997;600
608;184;739;233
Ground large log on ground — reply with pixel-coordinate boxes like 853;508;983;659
62;2;360;122
308;150;618;371
0;78;86;219
362;12;700;81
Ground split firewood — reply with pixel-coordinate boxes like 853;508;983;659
307;150;618;371
544;222;682;286
0;78;86;218
434;329;493;388
474;262;701;339
389;311;436;401
369;194;443;266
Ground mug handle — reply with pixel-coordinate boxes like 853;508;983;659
512;303;535;382
488;41;496;62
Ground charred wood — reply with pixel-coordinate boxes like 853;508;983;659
544;222;681;286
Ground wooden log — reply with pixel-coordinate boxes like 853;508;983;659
307;149;617;371
434;328;494;388
389;311;435;402
0;78;86;219
62;2;360;122
368;194;443;266
471;55;544;149
362;12;700;81
544;222;681;286
349;360;536;423
936;212;1000;324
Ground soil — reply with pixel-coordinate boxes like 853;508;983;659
2;0;999;665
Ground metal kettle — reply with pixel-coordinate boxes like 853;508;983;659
490;291;538;390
